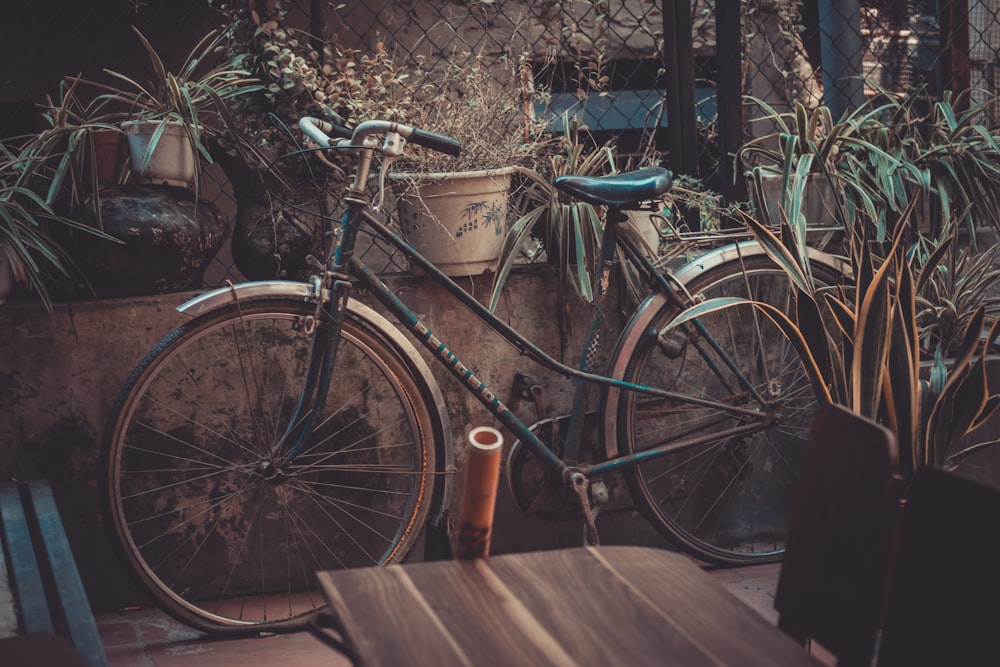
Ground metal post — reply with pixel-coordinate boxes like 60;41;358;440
817;0;866;118
715;0;746;206
661;0;699;178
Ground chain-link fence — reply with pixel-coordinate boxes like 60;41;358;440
2;0;996;291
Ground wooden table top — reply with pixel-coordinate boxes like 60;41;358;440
316;545;822;667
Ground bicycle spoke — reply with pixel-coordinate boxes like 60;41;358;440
103;300;439;632
616;257;842;564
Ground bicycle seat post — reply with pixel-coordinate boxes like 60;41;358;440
551;169;671;464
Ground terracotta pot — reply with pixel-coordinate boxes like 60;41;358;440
92;129;125;186
0;247;12;304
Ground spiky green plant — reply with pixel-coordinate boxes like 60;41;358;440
79;27;266;190
489;118;614;313
664;195;1000;480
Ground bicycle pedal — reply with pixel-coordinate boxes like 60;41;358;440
570;473;601;546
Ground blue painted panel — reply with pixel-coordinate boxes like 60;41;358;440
537;88;717;132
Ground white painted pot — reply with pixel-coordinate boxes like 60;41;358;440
751;172;840;228
123;120;197;189
391;167;514;276
624;210;663;260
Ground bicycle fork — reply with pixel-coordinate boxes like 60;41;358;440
271;276;354;467
274;184;370;467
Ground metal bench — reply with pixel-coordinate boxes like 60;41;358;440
0;480;108;667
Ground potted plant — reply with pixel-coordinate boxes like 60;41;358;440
0;76;130;307
0;153;119;311
736;97;893;232
740;87;1000;246
847;87;1000;239
0;184;82;310
388;53;549;277
189;7;418;280
677;83;1000;483
12;76;126;225
37;26;269;297
488;117;614;312
80;26;265;193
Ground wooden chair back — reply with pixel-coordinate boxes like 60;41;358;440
877;466;1000;667
774;402;903;667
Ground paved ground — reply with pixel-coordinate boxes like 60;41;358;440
2;545;831;665
95;558;834;666
98;608;348;667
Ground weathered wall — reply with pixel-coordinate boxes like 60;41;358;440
0;267;670;612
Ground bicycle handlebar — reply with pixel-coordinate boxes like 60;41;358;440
299;116;353;146
298;116;462;157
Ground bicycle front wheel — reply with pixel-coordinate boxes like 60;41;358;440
607;253;845;565
102;297;443;633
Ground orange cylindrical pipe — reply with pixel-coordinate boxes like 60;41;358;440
456;426;504;559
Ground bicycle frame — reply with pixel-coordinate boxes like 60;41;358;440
344;207;769;480
180;124;804;521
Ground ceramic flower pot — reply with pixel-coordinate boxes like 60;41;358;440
751;171;840;228
123;120;197;189
390;167;514;276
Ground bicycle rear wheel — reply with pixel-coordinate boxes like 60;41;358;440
607;252;845;565
102;297;444;633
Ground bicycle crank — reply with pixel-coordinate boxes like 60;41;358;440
505;419;582;521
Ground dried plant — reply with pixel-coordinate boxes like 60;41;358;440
392;52;550;174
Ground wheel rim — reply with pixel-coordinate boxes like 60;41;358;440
621;264;826;563
105;304;432;629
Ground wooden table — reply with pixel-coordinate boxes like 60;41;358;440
316;545;822;666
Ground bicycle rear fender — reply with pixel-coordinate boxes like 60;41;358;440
177;280;456;544
600;240;850;461
670;240;850;285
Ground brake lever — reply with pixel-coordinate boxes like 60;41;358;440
374;155;400;213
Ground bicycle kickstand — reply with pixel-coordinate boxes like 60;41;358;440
569;472;607;547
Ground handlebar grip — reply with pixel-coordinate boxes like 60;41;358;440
408;127;462;157
326;123;353;140
299;116;352;147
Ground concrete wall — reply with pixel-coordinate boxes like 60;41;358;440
6;262;1000;616
0;267;670;612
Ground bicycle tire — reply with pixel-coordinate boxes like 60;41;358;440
606;252;846;565
101;297;445;634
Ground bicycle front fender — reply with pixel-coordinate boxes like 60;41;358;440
177;280;318;317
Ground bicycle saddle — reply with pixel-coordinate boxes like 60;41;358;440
554;167;672;209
